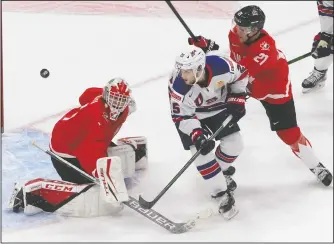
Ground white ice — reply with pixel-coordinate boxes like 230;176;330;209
2;1;333;242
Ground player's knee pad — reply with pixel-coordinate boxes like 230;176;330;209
107;136;148;178
215;132;243;170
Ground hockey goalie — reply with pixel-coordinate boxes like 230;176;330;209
8;78;148;217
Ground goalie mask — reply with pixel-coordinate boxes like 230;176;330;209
102;78;131;120
172;45;206;85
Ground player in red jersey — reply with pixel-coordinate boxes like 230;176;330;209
49;77;136;183
188;5;332;186
8;78;148;217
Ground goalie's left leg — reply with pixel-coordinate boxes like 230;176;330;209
8;157;130;217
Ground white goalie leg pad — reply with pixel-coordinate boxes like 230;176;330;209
96;156;129;204
107;144;136;178
56;185;124;217
117;136;148;171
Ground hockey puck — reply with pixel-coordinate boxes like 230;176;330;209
40;69;50;78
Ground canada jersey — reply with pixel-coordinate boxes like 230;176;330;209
50;88;129;176
168;53;248;136
228;29;292;104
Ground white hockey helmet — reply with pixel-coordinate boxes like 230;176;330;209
172;45;206;84
102;77;131;120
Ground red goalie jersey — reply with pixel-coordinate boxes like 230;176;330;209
229;28;292;104
50;85;130;176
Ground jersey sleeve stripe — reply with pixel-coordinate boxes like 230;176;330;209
257;79;291;100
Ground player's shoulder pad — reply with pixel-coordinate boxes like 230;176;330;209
206;55;236;76
254;31;276;52
169;76;192;103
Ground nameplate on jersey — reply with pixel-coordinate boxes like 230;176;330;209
169;88;184;102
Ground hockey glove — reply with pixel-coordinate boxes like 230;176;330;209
312;32;333;59
191;128;215;155
226;93;246;123
188;36;219;53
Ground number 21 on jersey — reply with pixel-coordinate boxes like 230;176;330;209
253;53;269;65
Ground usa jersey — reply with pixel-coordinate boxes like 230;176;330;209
168;52;248;136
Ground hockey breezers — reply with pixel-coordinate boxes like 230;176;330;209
138;115;233;209
31;142;195;234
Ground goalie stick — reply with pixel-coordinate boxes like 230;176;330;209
31;142;196;234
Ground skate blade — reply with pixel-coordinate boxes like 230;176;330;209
302;81;326;94
222;205;239;220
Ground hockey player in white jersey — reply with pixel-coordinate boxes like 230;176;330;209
168;45;248;219
302;0;333;93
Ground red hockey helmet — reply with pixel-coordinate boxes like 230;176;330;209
102;78;131;120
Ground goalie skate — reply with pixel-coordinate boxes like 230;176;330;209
8;183;24;213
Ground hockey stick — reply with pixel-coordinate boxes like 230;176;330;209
31;142;196;234
138;115;233;209
287;52;312;65
165;1;196;39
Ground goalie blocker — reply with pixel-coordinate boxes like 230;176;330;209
8;136;148;217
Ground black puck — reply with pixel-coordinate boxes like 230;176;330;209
40;69;50;78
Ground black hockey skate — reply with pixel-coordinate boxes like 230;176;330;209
8;183;24;213
302;68;327;93
310;162;333;186
223;166;237;191
217;190;238;220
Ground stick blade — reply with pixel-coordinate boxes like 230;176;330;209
138;195;155;209
171;220;196;234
